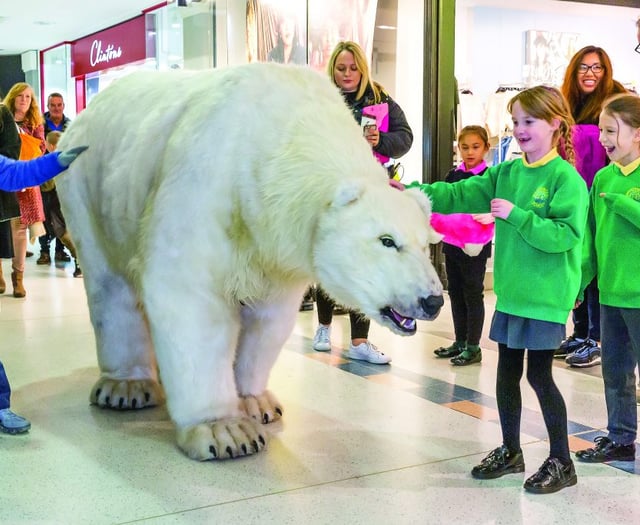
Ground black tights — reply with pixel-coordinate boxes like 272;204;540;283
315;286;370;340
497;344;570;463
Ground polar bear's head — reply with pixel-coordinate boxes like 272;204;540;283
313;181;444;336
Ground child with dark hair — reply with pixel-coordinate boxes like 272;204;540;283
433;125;492;366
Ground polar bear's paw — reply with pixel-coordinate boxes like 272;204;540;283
177;418;267;461
240;390;283;424
90;378;163;410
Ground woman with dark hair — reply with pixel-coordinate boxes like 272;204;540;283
561;46;626;130
556;46;627;368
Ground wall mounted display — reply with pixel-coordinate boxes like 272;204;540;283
524;30;581;86
246;0;378;71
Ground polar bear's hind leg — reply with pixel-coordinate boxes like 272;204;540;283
84;268;161;410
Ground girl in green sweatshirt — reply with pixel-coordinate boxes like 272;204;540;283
574;94;640;465
405;86;588;494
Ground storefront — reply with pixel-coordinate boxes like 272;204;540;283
39;0;219;117
454;0;640;166
36;0;426;179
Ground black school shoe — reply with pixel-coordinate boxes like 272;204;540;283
575;436;636;462
451;349;482;366
471;445;525;479
434;341;465;359
524;457;577;494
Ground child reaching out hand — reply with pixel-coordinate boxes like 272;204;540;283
404;86;589;494
432;125;493;366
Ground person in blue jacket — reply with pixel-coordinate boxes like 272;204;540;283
0;146;85;191
0;144;86;434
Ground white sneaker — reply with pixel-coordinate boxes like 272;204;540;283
344;341;391;364
313;325;331;351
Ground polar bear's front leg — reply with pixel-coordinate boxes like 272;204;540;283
143;277;270;460
235;288;305;424
176;418;267;461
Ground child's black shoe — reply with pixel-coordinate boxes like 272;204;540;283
524;457;577;494
471;445;525;479
451;348;482;366
434;341;465;358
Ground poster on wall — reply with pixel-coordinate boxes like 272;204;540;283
246;0;378;71
524;30;581;87
246;0;307;64
307;0;378;72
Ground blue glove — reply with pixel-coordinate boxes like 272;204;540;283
57;146;89;167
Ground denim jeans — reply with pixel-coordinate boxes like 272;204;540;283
601;305;640;444
572;277;600;340
0;359;11;410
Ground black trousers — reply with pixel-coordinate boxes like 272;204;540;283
444;250;488;346
570;277;600;341
38;189;65;254
315;286;370;340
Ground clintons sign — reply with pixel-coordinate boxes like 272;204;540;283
71;15;153;76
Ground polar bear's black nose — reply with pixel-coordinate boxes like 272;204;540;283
421;295;444;316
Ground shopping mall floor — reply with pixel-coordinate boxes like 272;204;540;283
1;256;639;525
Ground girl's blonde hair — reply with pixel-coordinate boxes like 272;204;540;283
507;85;576;165
602;93;640;129
458;125;490;148
326;40;385;103
2;82;43;130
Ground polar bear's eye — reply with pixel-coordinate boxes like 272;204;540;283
380;235;398;249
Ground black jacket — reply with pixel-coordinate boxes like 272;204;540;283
0;104;21;221
342;86;413;160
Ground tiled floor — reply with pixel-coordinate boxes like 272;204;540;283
1;254;639;524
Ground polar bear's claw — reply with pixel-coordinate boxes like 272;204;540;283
90;378;163;410
240;391;283;424
177;418;267;461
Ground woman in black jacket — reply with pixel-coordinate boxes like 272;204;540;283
0;103;22;294
311;40;413;364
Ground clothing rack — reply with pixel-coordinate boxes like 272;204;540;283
486;84;524;164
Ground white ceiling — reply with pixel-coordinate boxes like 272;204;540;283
0;1;158;56
0;0;637;58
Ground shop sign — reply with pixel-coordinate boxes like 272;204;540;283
71;15;151;76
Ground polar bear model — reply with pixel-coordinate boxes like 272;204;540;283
57;63;444;461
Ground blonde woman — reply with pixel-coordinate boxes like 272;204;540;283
312;41;413;364
3;83;46;298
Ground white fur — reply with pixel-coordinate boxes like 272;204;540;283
57;63;443;461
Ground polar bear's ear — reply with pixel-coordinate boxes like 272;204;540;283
404;187;433;217
404;188;442;244
428;230;445;245
331;181;364;208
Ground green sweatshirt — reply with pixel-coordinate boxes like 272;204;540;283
408;152;588;323
581;158;640;308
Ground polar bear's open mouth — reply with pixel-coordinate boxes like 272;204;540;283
381;307;417;335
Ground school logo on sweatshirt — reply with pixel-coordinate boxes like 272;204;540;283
531;186;549;208
626;187;640;202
